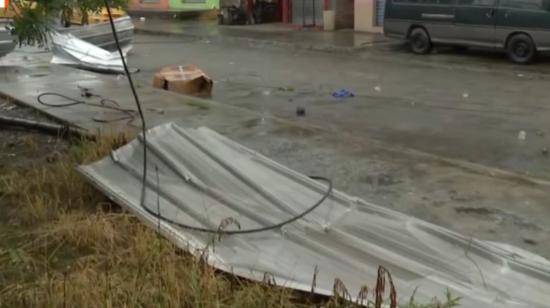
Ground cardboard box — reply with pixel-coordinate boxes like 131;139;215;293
153;65;213;98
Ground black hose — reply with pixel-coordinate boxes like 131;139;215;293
36;92;137;124
141;175;332;235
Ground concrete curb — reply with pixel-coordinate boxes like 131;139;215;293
134;27;371;54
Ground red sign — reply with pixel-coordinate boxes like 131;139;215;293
0;0;9;9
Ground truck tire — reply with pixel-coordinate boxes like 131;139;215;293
409;28;432;55
507;33;536;64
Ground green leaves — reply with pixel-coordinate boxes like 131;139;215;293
12;0;127;46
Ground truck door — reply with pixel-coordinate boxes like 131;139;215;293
454;0;497;47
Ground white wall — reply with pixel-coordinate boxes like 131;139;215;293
354;0;382;33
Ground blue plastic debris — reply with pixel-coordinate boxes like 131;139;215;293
332;89;355;98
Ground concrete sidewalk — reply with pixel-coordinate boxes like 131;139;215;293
133;18;388;53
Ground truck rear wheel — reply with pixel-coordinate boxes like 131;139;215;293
507;33;536;64
409;28;432;54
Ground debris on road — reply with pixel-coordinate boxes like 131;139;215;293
374;85;382;92
80;122;550;308
518;130;527;141
56;15;134;51
332;89;355;98
277;86;295;92
50;32;133;73
462;92;470;99
153;65;213;98
296;107;306;116
542;148;548;156
0;20;16;58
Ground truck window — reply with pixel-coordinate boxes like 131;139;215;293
500;0;544;9
458;0;495;6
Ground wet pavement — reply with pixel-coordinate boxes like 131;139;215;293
128;33;550;181
2;34;550;259
133;18;388;52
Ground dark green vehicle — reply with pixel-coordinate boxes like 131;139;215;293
384;0;550;63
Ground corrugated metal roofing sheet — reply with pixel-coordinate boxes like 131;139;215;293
79;122;550;307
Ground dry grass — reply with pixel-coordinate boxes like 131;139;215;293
0;133;460;308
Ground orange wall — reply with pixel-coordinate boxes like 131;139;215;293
127;0;169;11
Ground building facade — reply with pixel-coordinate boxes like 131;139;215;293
127;0;384;33
128;0;219;11
127;0;170;11
283;0;383;33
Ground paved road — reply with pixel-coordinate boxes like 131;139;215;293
131;33;550;180
4;34;549;258
124;34;550;258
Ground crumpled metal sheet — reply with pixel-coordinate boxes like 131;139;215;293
55;16;134;51
50;31;131;73
79;122;550;307
0;21;15;58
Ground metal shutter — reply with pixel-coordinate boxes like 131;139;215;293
291;0;323;27
376;0;385;26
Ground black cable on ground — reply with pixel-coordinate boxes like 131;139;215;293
37;91;137;125
103;0;333;235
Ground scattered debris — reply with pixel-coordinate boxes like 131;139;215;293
277;86;295;92
332;89;355;98
50;32;133;73
0;102;16;111
147;107;165;114
296;107;306;116
374;85;382;92
80;123;550;308
363;173;401;186
0;21;16;58
518;130;527;141
55;15;134;51
153;65;213;98
462;92;470;99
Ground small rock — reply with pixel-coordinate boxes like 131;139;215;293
542;148;548;156
518;130;527;141
462;92;470;99
46;152;60;163
374;85;382;92
296;107;306;117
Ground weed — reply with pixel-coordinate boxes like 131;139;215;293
0;133;461;307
